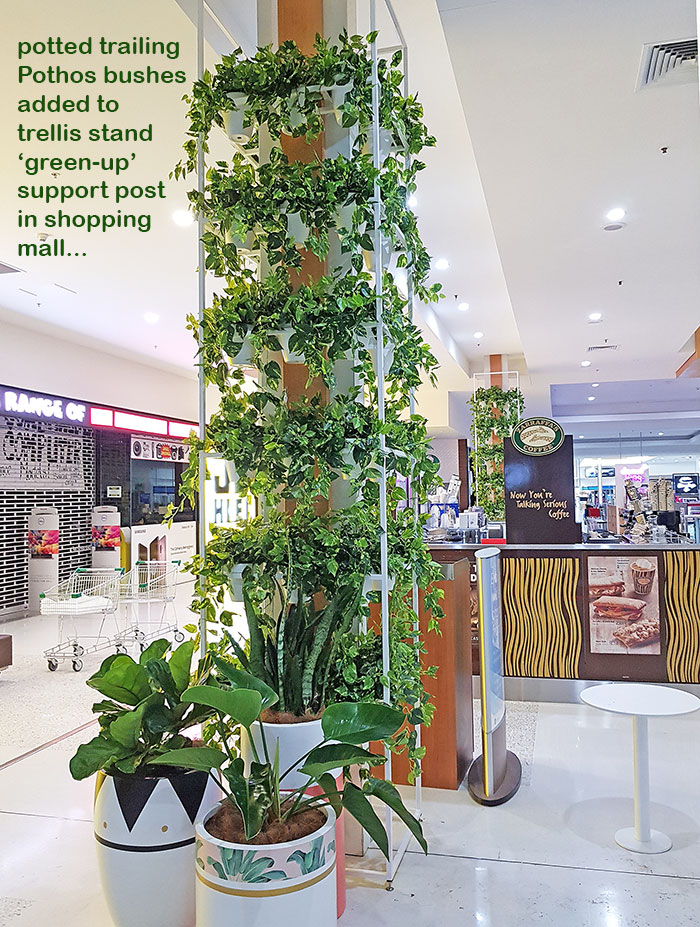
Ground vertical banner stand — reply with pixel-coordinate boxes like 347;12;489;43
28;506;59;613
467;548;522;805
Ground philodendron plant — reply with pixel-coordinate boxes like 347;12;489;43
151;668;427;859
69;639;214;780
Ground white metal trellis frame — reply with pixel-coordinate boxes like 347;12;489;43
192;0;424;883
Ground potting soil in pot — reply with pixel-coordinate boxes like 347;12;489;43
206;802;325;845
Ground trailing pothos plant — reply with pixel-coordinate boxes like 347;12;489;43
469;385;525;520
151;670;427;857
173;30;445;780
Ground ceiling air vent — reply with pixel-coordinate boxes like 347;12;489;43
0;261;22;274
637;38;698;89
587;344;619;353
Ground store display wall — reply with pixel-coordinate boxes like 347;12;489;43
0;416;95;613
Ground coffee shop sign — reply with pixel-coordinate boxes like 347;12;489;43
1;390;86;423
512;417;565;457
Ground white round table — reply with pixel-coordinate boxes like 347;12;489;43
581;683;700;854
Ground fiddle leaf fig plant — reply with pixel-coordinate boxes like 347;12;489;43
69;640;215;780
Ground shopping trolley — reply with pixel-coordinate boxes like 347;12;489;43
41;568;124;672
120;561;185;651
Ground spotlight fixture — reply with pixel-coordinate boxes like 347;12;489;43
172;209;194;227
144;312;160;324
587;396;596;401
588;311;603;322
458;302;469;312
592;383;600;388
606;207;626;222
581;360;592;367
658;432;664;436
473;331;484;339
434;258;449;271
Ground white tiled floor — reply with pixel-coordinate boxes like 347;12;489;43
2;610;700;925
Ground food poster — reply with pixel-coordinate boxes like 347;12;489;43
92;525;121;551
28;529;59;558
588;555;660;655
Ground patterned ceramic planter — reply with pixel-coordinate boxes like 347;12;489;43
94;769;219;927
195;801;337;927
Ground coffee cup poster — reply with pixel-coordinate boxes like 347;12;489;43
588;555;660;655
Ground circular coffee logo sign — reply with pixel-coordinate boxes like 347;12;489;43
512;417;565;457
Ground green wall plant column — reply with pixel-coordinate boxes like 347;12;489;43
173;31;444;779
470;386;525;521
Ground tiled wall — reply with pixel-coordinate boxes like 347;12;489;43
0;418;96;614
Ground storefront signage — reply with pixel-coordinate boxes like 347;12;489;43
131;437;191;462
512;417;565;457
0;384;196;439
673;473;699;500
504;434;582;544
1;389;86;423
0;417;85;490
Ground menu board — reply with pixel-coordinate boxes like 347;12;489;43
504;435;582;544
588;555;660;655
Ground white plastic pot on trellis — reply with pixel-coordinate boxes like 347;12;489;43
286;211;310;245
224;93;251;141
357;322;395;378
277;327;305;364
362;574;396;596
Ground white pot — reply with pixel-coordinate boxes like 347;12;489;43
357;322;395;377
224;93;250;141
94;769;219;927
277;327;305;364
286;212;310;245
195;802;336;927
228;336;254;366
362;573;396;596
228;564;251;600
242;719;339;790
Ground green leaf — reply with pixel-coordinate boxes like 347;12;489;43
318;772;342;817
212;657;279;711
222;758;270;841
145;659;180;706
87;655;151;706
139;638;170;666
182;685;262;728
109;704;146;749
341;781;389;859
321;702;405;745
169;640;196;694
363;778;427;854
69;734;127;780
150;746;226;772
300;743;384;778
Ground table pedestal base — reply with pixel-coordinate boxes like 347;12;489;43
615;827;672;854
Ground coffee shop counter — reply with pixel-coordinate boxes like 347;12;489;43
429;542;700;684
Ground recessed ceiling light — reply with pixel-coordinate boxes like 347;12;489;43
172;209;194;227
434;258;449;271
592;383;600;387
581;360;592;367
587;396;596;401
588;311;603;322
658;432;664;436
578;435;585;439
606;207;626;222
407;194;418;209
473;331;484;339
144;312;160;324
458;302;469;312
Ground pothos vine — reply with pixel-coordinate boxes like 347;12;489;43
469;385;525;521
